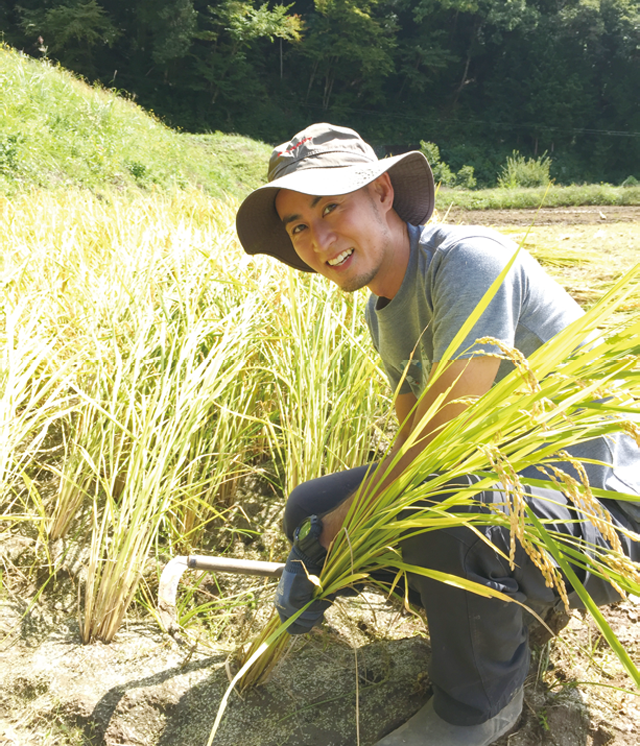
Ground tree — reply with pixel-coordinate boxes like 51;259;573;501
134;0;198;65
18;0;119;75
481;0;640;181
300;0;397;111
191;1;303;108
1;0;637;180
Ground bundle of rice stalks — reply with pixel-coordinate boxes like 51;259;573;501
206;259;640;744
312;261;640;683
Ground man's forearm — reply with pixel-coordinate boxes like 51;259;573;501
319;495;355;549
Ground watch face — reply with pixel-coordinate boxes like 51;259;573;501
298;519;312;541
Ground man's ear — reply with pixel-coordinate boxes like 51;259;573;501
368;172;395;211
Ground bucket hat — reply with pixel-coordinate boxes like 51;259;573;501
236;123;435;272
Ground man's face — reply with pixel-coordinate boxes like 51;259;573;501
275;178;396;294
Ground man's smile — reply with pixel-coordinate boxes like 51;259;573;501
327;248;354;267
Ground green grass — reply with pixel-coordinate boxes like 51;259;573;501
0;44;270;198
436;183;640;211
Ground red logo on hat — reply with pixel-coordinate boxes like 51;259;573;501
276;136;313;157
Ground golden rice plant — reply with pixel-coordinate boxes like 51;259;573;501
78;310;262;643
0;189;272;639
261;268;388;493
0;303;77;538
1;186;390;643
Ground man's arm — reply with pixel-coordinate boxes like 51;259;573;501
319;355;501;548
395;391;418;443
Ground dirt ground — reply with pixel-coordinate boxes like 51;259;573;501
1;529;638;746
1;206;639;746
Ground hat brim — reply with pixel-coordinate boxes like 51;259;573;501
236;151;434;272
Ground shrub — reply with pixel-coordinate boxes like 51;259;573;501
455;164;477;190
0;133;23;174
420;140;455;186
441;142;498;187
498;150;552;189
621;175;639;187
419;140;477;189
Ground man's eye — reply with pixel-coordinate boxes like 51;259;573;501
323;203;337;216
291;223;306;236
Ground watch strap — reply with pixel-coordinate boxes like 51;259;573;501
294;514;327;568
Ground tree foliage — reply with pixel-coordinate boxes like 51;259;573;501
17;0;119;73
1;0;639;183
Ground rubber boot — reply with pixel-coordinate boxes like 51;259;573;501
373;687;523;746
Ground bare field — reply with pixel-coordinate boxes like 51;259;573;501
449;205;640;226
452;206;640;320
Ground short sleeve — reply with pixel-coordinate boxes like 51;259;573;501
430;236;523;363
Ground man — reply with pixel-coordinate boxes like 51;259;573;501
235;123;640;746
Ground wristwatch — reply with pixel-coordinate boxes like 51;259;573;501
294;514;327;566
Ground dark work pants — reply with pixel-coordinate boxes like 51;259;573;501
283;468;640;726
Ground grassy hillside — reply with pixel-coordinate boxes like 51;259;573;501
1;42;639;209
0;44;271;198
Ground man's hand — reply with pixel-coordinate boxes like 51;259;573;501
274;515;330;634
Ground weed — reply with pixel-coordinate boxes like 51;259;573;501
455;164;477;190
436;183;640;210
0;134;23;174
537;707;550;731
498;151;552;189
420;140;476;190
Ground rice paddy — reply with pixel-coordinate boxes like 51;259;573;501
0;189;639;746
1;41;640;746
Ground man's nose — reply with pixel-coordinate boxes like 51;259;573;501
310;221;336;253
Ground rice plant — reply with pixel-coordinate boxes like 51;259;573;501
0;303;77;537
77;309;262;643
0;187;390;644
261;269;388;493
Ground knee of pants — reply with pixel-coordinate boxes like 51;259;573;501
402;523;513;583
281;465;374;541
401;522;564;612
282;486;310;542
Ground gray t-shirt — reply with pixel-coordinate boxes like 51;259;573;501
365;223;640;524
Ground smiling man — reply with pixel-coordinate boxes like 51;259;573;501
235;124;640;746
